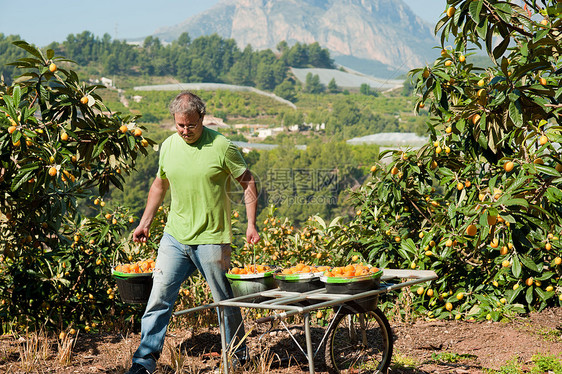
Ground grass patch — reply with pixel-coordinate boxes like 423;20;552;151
429;351;478;364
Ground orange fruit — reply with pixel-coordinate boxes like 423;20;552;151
391;166;399;175
459;55;466;62
445;60;453;67
456;182;464;190
119;125;128;133
133;128;143;137
48;63;57;72
539;135;548;146
504;161;514;172
540;77;547;85
490;238;499;248
48;167;57;177
446;6;455;17
466;224;477;236
80;96;89;105
8;125;17;134
472;114;481;125
61;132;69;141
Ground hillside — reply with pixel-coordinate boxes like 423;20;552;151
151;0;440;78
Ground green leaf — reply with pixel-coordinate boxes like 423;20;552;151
46;49;55;60
512;255;521;278
507;286;522;304
508;101;523;127
520;255;539;272
493;3;513;23
503;198;529;207
535;165;561;177
535;287;550;302
493;35;510;59
469;1;483;24
11;169;36;191
12;40;45;61
525;285;533;304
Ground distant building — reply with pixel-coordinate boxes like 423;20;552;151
204;115;229;130
101;77;113;88
347;132;427;147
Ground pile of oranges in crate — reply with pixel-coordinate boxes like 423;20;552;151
324;264;379;278
280;263;330;275
114;259;156;274
229;264;272;275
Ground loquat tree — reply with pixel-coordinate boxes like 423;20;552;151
0;42;155;331
341;0;562;320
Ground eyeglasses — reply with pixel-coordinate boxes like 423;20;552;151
179;124;198;130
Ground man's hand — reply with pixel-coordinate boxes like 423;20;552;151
133;226;149;243
246;225;260;244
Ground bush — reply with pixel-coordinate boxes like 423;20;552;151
0;41;156;332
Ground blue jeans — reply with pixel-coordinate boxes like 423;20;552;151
132;232;246;372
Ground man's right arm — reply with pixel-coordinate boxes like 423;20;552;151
132;176;170;242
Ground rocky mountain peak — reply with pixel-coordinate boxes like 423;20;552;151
153;0;439;77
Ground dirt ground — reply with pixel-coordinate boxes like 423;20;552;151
1;307;561;374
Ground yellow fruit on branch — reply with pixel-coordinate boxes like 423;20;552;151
48;166;57;177
80;96;89;105
119;125;128;133
445;302;453;311
48;63;57;72
133;128;143;137
466;224;477;236
504;161;514;172
446;6;456;17
471;114;481;125
8;125;17;134
490;238;499;248
459;55;466;62
539;135;548;146
525;277;534;286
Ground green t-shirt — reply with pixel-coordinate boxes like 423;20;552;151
158;127;247;244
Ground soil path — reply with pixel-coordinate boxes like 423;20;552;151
1;308;561;373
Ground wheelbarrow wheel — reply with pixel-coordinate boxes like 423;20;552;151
324;308;393;373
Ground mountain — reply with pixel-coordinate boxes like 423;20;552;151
152;0;440;78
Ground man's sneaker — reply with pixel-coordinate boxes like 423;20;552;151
125;363;150;374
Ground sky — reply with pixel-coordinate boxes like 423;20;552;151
1;0;446;48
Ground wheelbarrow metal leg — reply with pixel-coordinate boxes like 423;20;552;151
304;312;315;374
218;306;229;374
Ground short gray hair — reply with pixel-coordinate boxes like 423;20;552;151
169;91;206;118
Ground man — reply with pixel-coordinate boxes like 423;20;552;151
126;91;260;374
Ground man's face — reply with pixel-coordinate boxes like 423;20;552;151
174;112;203;144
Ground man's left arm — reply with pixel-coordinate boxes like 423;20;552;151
236;169;260;244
